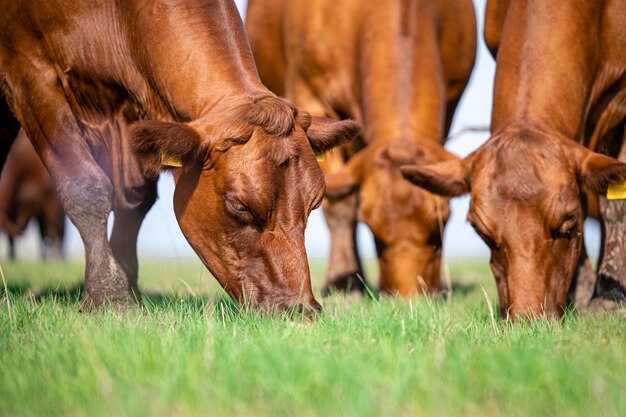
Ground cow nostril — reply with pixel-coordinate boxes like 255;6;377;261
289;300;323;319
310;299;323;313
301;300;323;319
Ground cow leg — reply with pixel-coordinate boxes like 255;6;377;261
38;216;49;260
286;84;367;295
567;242;596;309
109;183;157;300
3;66;136;309
0;94;20;171
7;235;15;260
591;136;626;311
51;156;134;308
38;218;64;261
322;186;366;295
590;195;626;310
39;197;66;261
320;146;367;295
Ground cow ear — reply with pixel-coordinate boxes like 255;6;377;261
426;145;462;164
578;150;626;193
130;120;202;175
400;155;470;197
306;117;361;152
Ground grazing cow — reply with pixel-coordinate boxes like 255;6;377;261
0;0;359;311
401;0;626;319
246;0;476;297
0;129;65;260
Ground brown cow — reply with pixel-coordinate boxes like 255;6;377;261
0;0;360;311
0;129;65;260
402;0;626;319
246;0;476;297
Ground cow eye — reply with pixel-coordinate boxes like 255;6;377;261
311;192;324;211
226;199;250;216
552;212;578;239
469;220;498;249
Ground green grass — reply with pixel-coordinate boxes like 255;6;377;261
0;258;625;417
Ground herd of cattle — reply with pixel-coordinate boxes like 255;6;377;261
0;0;624;320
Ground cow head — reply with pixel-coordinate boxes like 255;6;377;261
401;126;626;319
131;95;360;313
324;139;452;296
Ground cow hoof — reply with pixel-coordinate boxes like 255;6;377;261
587;297;626;314
322;273;369;297
79;290;142;312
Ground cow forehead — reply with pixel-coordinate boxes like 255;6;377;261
471;136;576;202
360;164;443;236
219;135;324;205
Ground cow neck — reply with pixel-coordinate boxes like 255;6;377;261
490;0;602;141
357;4;445;147
128;0;265;122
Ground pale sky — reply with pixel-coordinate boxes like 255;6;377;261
2;0;601;260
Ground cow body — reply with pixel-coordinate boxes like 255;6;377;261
402;0;626;318
0;0;358;311
0;129;65;260
247;0;476;296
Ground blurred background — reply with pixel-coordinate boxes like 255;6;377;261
0;0;601;262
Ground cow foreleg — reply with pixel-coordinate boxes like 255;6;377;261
39;192;66;261
322;190;367;295
591;195;626;311
0;94;20;172
7;235;15;260
567;242;596;309
109;182;157;301
4;65;136;309
58;167;139;309
287;85;368;295
591;132;626;312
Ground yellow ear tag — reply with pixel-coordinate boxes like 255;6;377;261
315;150;325;163
607;181;626;200
161;152;183;168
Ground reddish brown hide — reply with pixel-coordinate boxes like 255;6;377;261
402;0;626;319
247;0;476;297
0;0;359;311
0;129;65;260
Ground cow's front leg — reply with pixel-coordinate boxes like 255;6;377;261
5;65;136;309
55;161;136;309
7;235;15;260
109;183;157;301
39;193;66;260
567;242;596;309
0;95;20;170
287;85;368;295
591;195;626;311
590;135;626;311
320;148;367;295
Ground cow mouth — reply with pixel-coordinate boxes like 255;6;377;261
221;275;322;316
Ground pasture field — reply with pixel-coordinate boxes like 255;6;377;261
1;258;625;417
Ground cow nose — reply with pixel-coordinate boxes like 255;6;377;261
309;299;323;314
294;299;323;319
